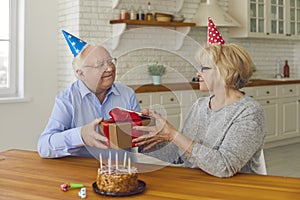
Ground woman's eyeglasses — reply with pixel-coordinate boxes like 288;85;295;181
198;65;212;72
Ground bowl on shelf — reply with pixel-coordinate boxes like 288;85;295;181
172;14;185;22
172;17;185;22
155;12;173;22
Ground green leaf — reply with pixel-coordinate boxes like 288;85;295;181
147;63;166;76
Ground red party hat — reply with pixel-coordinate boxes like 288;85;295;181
207;17;225;45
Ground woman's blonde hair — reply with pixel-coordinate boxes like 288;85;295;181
196;43;255;89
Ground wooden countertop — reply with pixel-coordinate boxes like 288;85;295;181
129;79;300;93
247;79;300;86
1;149;300;199
129;82;199;93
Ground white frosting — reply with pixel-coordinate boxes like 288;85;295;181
98;165;138;174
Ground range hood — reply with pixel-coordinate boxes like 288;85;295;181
193;0;240;27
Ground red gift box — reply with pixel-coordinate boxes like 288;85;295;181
99;108;154;149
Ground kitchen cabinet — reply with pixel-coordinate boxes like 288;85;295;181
280;97;299;138
244;84;300;147
228;0;300;39
278;84;299;139
257;98;280;141
136;91;182;130
136;90;203;130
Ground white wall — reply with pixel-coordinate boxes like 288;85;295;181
0;0;58;151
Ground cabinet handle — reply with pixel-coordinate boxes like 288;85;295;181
139;100;143;104
170;98;174;102
289;89;293;92
266;91;270;94
266;101;270;104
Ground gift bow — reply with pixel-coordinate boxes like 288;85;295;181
109;107;142;122
103;108;144;147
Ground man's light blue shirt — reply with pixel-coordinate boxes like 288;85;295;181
38;80;140;158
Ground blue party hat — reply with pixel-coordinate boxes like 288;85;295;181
62;30;87;57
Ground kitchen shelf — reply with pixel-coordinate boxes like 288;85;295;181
110;20;196;50
112;0;184;12
110;19;196;27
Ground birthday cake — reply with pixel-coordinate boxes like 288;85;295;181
96;165;138;193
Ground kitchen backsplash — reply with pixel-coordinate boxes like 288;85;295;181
58;0;300;91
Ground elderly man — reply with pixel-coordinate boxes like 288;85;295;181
38;30;140;158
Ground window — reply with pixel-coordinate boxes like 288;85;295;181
0;0;22;98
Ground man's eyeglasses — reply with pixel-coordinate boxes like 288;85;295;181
198;65;212;73
85;58;117;68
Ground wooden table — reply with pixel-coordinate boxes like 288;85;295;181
1;150;300;200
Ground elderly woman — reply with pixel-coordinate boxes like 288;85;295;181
133;43;266;177
38;32;140;158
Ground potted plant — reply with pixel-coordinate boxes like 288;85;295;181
147;62;166;85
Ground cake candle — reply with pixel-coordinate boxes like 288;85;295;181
123;152;127;167
99;153;103;170
128;156;131;174
115;152;118;170
108;151;111;174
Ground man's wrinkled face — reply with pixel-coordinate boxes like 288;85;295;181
78;46;116;93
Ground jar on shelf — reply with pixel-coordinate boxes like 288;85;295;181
119;4;129;20
145;1;153;21
129;6;137;20
136;6;145;20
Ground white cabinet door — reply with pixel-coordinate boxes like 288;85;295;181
288;0;300;37
268;0;286;36
136;93;151;109
229;0;268;38
258;98;280;142
228;0;300;39
137;90;204;131
137;92;181;130
280;97;300;138
158;92;181;130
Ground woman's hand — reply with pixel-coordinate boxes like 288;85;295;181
81;118;109;149
132;111;179;151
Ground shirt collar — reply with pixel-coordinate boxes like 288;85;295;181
78;80;120;99
78;80;91;98
109;83;121;96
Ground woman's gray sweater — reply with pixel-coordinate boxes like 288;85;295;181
143;94;266;177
